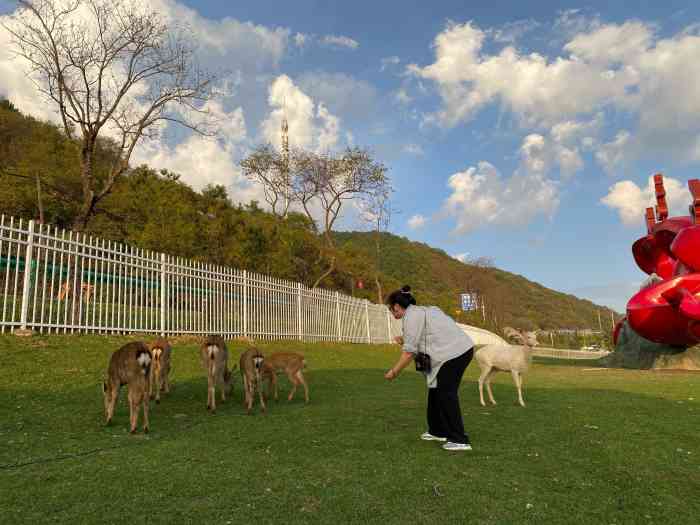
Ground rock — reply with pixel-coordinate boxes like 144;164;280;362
13;328;34;337
605;320;700;370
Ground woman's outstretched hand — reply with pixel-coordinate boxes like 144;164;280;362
384;368;397;381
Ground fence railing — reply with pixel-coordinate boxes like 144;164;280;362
0;216;400;343
530;347;611;360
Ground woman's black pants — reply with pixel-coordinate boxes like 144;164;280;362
427;348;473;444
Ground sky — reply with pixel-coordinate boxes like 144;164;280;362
2;0;700;313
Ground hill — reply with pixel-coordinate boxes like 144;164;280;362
335;231;619;334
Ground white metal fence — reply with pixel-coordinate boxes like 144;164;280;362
530;347;611;360
0;216;399;342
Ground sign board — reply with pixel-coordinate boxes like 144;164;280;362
460;292;478;312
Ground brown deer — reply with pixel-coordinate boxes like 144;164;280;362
262;352;309;403
200;335;233;413
103;342;152;433
57;281;95;304
147;338;172;404
240;347;266;414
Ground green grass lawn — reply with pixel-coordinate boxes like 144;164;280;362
1;334;698;524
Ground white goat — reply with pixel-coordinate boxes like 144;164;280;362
475;331;538;407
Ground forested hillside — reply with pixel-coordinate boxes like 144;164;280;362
1;99;617;333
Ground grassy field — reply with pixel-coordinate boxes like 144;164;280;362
1;334;698;524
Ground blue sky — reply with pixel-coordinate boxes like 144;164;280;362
3;1;700;313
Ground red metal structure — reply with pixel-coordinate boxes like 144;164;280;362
616;174;700;347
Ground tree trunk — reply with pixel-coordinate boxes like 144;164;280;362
311;255;336;289
35;173;44;224
71;139;97;231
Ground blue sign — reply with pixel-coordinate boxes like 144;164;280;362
460;293;478;311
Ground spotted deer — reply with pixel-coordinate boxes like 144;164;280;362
262;352;309;403
200;335;233;413
240;347;266;414
148;338;172;404
103;342;152;433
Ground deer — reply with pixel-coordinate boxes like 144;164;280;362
475;330;539;408
147;338;172;404
102;341;152;433
57;281;95;304
200;335;233;413
240;347;266;414
261;352;309;403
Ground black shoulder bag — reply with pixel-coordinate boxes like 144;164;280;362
414;308;432;374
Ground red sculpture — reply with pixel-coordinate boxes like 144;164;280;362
615;174;700;347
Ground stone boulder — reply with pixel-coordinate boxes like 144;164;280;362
605;319;700;370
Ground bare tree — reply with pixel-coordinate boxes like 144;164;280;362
3;0;216;230
357;184;393;303
295;147;389;288
240;144;292;218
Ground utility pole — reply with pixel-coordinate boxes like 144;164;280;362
281;113;290;218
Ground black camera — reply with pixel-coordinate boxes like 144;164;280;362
414;352;431;373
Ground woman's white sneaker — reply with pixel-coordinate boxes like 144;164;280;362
442;442;472;451
420;432;447;442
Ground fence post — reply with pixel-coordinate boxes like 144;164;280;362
160;253;166;336
297;283;302;341
364;299;371;344
242;270;248;338
335;291;341;342
386;308;392;344
19;220;35;330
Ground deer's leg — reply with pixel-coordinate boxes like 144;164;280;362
478;367;491;406
286;370;298;401
296;370;309;403
512;370;525;407
258;377;266;413
486;370;498;405
141;388;150;433
208;371;216;412
128;389;138;434
220;371;227;403
106;385;119;425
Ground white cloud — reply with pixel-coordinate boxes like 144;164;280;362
294;32;310;48
564;21;654;64
452;252;470;262
132;105;263;204
489;19;540;43
316;103;339;153
408;214;427;229
408;21;635;129
595;130;631;175
519;134;583;178
409;18;700;169
321;34;359;49
380;56;401;71
148;0;289;69
442;161;559;234
260;74;343;152
296;72;378;120
601;175;692;226
403;144;424;156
